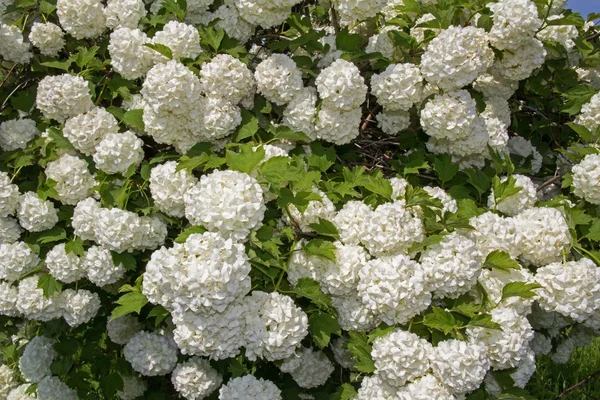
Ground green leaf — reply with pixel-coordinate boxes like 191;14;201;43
292;278;332;310
562;84;597;115
233;110;259;142
567;122;594;141
75;46;100;69
100;373;124;398
30;226;67;244
175;226;207;243
455;198;483;220
144;43;173;60
404;186;444;209
484;250;521;272
111;251;137;271
147;305;170;328
200;26;225;52
41;59;73;71
177;154;211;172
272;125;312;142
331;383;358;400
335;29;363;52
304;239;337;262
492;175;522;206
10;86;37;113
306;143;335;172
423;307;457;335
277;188;322;211
434;153;459;183
584;221;600;241
65;237;85;257
464;168;490;196
357;173;393;200
111;291;148;320
501;282;542;302
37;273;63;297
467;314;501;330
347;331;375;373
39;0;56;14
122;109;145;131
308;218;339;239
226;144;265;174
309;311;341;348
367;324;395;343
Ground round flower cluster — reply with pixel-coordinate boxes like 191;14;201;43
93;131;145;174
218;375;282;400
56;0;105;39
255;54;303;106
279;347;334;389
45;243;85;283
487;174;537;216
0;241;39;283
28;22;65;56
123;331;178;376
149;161;197;217
61;288;101;327
84;245;126;286
184;170;266;240
488;0;542;50
575;92;600;134
62;106;120;156
117;376;147;400
0;118;39;152
171;357;222;400
19;336;56;383
104;0;146;30
572;154;600;204
108;28;157;80
36;74;94;122
0;23;32;64
200;54;255;104
107;315;142;345
371;63;423;111
37;376;78;399
153;21;202;61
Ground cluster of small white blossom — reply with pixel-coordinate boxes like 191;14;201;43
279;347;334;389
487;174;537;216
18;336;56;383
575;92;600;133
218;375;282;399
572;154;600;204
0;119;39;152
62;106;120;155
36;74;94;122
93;131;145;174
123;331;178;376
0;23;32;64
104;0;146;30
171;357;222;400
28;22;64;56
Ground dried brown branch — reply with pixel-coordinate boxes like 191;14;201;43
556;370;600;399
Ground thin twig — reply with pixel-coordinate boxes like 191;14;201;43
330;7;340;35
360;105;382;134
555;370;600;399
536;175;561;192
0;64;17;90
586;31;600;42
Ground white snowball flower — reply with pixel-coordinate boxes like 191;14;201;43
234;0;297;28
282;86;318;139
430;339;491;395
19;336;56;383
478;268;535;315
45;243;85;284
487;174;537;216
534;258;600;322
143;232;251;314
467;306;534;370
371;63;423;111
530;332;552;355
93;131;145;175
0;172;20;218
0;23;32;64
218;375;282;400
420;26;494;91
149;161;197;218
57;0;106;39
316;59;367;111
572;154;600;205
376;109;411;135
468;212;519;258
421;232;483;299
45;154;96;205
0;119;39;151
314;106;362;145
36;376;77;400
36;74;94;122
84;246;126;287
514;207;571;265
283;188;336;233
360;201;424;257
491;38;547;81
420;90;484;141
549;338;575;364
255;54;303;105
108;28;157;80
332;200;371;245
507;136;543;173
16;192;57;233
205;4;255;43
61;289;101;327
356;375;398;400
29;22;64;56
488;0;542;50
184;170;265;240
279;347;334;389
107;315;142;345
357;255;431;325
0;364;17;398
537;15;578;53
333;0;386;26
331;294;382;332
7;384;36;400
199;97;242;142
63;106;120;155
405;374;456;399
16;276;64;321
117;376;147;400
473;72;519;100
0;280;20;317
71;198;101;241
200;54;254;104
366;26;399;60
372;329;433;388
104;0;147;30
172;300;248;360
575;92;600;133
171;357;222;400
244;291;309;361
124;331;178;376
0;241;39;283
511;347;536;388
0;216;21;244
153;21;202;60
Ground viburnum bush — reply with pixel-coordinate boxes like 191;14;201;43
1;0;600;398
